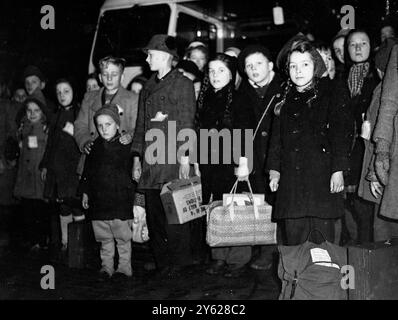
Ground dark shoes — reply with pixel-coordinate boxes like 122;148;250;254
206;260;227;275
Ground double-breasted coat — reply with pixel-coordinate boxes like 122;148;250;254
232;74;284;198
131;69;196;190
14;120;48;200
267;78;353;220
74;86;139;174
78;134;135;221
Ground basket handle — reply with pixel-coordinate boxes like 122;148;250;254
227;178;259;221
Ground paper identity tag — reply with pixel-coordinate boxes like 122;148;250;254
62;121;74;136
310;248;340;269
28;136;38;149
361;120;371;140
150;111;168;122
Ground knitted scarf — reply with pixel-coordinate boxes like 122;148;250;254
348;62;370;97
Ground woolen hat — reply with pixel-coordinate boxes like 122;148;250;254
238;45;273;74
94;104;121;126
143;34;178;59
22;65;46;82
375;38;398;72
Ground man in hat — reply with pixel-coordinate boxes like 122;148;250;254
131;34;197;277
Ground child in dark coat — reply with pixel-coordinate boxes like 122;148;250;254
40;78;84;252
79;104;135;278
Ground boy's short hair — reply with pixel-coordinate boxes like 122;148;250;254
98;56;126;73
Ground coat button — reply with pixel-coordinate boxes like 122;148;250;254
90;132;94;136
292;129;300;134
294;147;300;152
295;166;300;170
160;96;165;100
293;112;300;117
147;100;151;105
261;131;268;137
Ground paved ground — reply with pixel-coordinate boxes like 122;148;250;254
0;242;280;300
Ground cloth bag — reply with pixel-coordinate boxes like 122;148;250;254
132;192;149;243
278;230;347;300
206;178;277;247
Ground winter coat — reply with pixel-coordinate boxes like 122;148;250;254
373;44;398;219
14;120;48;200
74;86;139;174
131;69;196;190
40;104;81;200
357;83;382;204
79;134;135;221
335;66;379;186
232;74;284;197
267;78;353;220
196;84;237;203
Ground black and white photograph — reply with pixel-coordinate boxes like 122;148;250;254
0;0;398;307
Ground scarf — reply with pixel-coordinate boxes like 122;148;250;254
348;62;370;97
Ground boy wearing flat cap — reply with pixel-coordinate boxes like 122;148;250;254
79;103;136;278
131;34;197;277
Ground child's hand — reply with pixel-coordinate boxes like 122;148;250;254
269;170;280;192
119;133;132;145
41;168;47;181
370;181;383;198
132;157;142;181
179;156;190;179
82;193;89;209
330;171;344;193
83;141;94;155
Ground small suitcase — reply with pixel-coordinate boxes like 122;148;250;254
68;221;92;269
347;238;398;300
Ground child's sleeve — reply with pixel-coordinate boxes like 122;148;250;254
329;90;354;174
130;93;145;159
74;91;94;152
266;113;281;173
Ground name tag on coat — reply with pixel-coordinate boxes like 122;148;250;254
62;122;74;136
28;136;38;149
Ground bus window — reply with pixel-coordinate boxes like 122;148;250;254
93;4;171;68
176;12;217;59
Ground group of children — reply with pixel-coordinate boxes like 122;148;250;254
2;25;398;281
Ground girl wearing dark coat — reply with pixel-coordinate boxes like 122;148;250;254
196;53;252;277
267;40;353;245
40;78;83;251
340;29;380;244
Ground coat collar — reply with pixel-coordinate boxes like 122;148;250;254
144;68;180;96
90;87;129;112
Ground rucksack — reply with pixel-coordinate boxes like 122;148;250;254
278;232;347;300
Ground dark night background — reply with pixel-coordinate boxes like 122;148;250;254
0;0;397;101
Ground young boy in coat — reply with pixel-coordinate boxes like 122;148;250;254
74;56;139;175
79;104;135;278
131;34;196;277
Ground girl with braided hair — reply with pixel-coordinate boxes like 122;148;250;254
196;53;252;277
267;40;353;245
